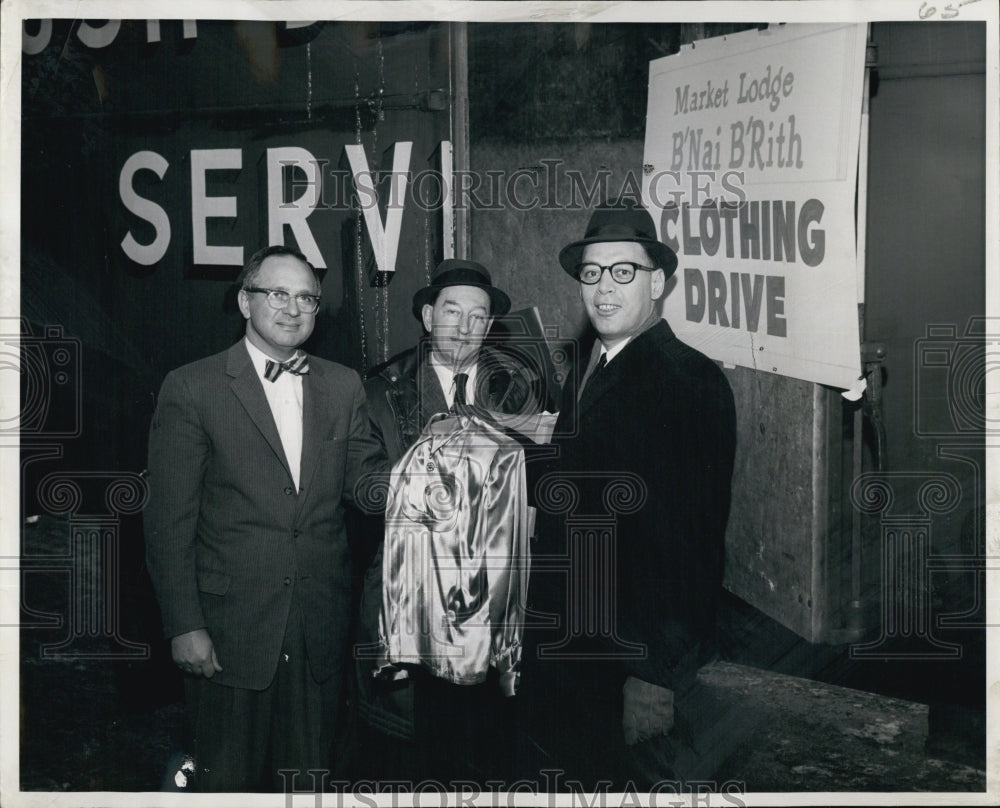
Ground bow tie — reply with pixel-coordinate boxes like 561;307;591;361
264;353;310;382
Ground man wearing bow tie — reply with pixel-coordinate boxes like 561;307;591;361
144;245;386;791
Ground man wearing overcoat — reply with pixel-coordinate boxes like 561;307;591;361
521;202;737;789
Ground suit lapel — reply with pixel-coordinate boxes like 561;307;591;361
298;360;326;499
226;343;291;480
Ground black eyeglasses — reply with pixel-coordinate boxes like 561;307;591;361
244;287;321;313
575;262;656;285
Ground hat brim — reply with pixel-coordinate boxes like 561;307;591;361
558;236;678;279
412;283;511;320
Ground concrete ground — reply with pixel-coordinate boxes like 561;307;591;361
14;515;992;796
693;660;986;793
17;653;988;795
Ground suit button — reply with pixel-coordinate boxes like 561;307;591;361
284;486;294;495
293;529;301;538
284;577;292;586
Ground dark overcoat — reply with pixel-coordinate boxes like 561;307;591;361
523;318;737;783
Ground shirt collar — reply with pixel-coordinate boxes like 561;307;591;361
428;350;479;405
598;310;662;366
602;339;631;364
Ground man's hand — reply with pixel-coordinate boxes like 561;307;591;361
622;676;674;745
171;629;223;678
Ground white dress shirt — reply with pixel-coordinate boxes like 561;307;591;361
602;336;632;365
579;337;631;400
429;352;479;408
244;338;304;490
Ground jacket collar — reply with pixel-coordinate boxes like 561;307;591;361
226;342;288;478
590;309;664;367
577;317;672;412
225;341;326;497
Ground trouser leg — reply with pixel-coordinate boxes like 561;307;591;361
271;597;343;792
187;675;271;792
188;597;342;793
412;668;516;786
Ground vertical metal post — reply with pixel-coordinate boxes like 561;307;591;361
847;28;880;634
450;22;471;260
856;27;873;308
811;383;829;641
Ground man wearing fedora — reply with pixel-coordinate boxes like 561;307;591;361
520;201;737;788
351;258;543;783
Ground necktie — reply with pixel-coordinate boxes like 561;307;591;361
264;353;310;382
452;372;469;410
583;353;607;393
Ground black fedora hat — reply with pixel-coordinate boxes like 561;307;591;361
558;200;678;279
411;258;511;320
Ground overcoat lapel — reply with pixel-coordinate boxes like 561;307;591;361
576;320;673;417
479;350;515;410
226;343;291;480
577;357;620;415
417;360;449;429
553;362;578;438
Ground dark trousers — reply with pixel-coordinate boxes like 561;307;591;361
517;656;703;792
516;657;626;790
412;667;517;787
352;721;420;785
186;600;343;793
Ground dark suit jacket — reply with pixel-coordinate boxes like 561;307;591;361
144;341;386;691
529;318;737;692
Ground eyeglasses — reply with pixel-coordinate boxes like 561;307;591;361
575;262;656;285
244;287;321;313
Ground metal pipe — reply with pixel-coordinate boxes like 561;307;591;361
852;35;872;612
451;22;470;260
21;91;445;122
847;28;879;636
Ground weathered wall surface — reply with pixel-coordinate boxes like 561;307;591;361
468;21;829;639
470;138;645;346
723;368;828;638
468;21;987;647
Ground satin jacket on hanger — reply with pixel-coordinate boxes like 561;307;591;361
377;412;530;696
